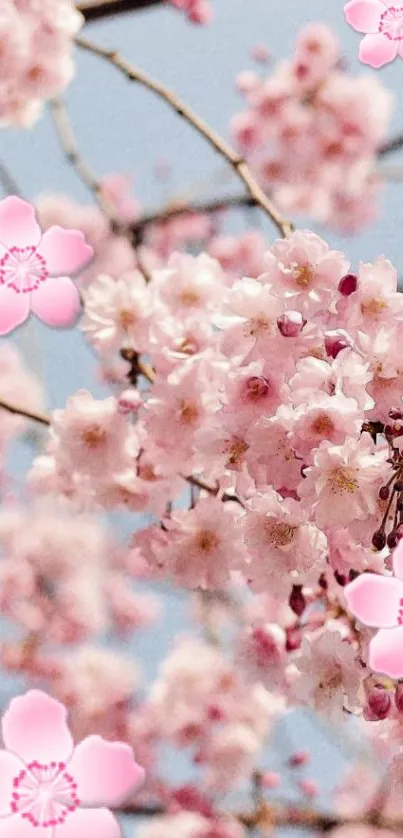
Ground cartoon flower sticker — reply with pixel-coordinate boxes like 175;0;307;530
0;196;93;335
345;540;403;678
0;690;144;836
344;1;403;67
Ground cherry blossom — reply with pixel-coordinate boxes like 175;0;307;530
0;197;92;335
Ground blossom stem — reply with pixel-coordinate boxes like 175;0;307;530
74;35;295;239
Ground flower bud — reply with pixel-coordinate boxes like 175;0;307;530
324;330;352;359
118;388;142;414
277;311;306;337
289;585;306;617
365;685;391;720
395;683;403;713
338;273;358;296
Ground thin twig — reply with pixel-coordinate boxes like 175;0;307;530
78;0;162;20
0;400;50;427
49;97;152;280
0;161;21;197
131;193;255;241
74;35;294;239
49;98;118;222
378;133;403;158
116;800;403;834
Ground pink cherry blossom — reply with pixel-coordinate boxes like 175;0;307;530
0;690;144;835
345;541;403;677
0;197;93;335
344;0;403;67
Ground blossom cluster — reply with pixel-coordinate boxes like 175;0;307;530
167;0;212;24
0;0;83;128
231;24;393;232
19;227;403;730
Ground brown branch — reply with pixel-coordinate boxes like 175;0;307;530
116;801;403;834
49;98;152;280
0;161;21;197
0;400;50;427
378;134;403;158
78;0;162;21
131;193;255;242
74;35;294;239
49;98;120;224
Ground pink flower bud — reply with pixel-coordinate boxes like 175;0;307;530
298;779;318;798
324;330;352;358
277;311;306;337
365;686;391;720
118;388;142;414
288;750;310;768
395;683;403;713
289;585;306;617
261;771;281;789
338;273;358;296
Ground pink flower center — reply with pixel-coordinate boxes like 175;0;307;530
11;761;80;828
379;6;403;40
0;247;48;294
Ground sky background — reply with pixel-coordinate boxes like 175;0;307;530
0;0;399;834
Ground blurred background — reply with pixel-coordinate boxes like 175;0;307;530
0;0;400;832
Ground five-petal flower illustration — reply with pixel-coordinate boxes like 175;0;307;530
0;690;144;837
0;196;93;335
345;541;403;678
344;0;403;67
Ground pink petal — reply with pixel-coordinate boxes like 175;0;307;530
31;277;81;328
359;33;398;66
344;574;403;628
2;690;73;765
0;816;48;838
0;197;41;249
0;750;25;816
54;808;121;838
344;0;384;33
369;626;403;678
0;286;30;335
68;736;145;807
393;541;403;579
37;227;93;277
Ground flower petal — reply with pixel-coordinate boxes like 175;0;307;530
54;808;121;838
31;277;81;328
393;541;403;580
0;197;41;249
344;0;384;33
68;736;145;807
37;227;93;277
359;33;398;67
344;574;403;628
0;816;48;838
369;626;403;678
0;750;25;816
0;286;30;335
2;690;73;765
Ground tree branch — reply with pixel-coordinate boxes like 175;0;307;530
0;400;50;427
116;800;403;834
131;193;255;241
78;0;162;21
74;35;294;239
378;133;403;158
49;97;152;280
0;161;21;197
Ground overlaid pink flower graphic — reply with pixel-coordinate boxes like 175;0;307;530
344;1;403;66
0;196;93;335
0;689;145;836
345;540;403;678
